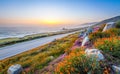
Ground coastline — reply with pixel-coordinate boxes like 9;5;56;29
0;32;79;60
0;27;87;47
0;32;79;74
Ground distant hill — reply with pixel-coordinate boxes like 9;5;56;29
76;22;97;28
96;16;120;25
81;22;97;26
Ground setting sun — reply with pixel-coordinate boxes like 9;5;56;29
43;20;58;25
39;19;64;26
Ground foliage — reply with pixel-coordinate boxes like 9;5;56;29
106;28;120;36
98;24;106;32
0;33;78;74
89;31;111;42
116;20;120;28
94;37;120;59
89;28;120;42
55;49;103;74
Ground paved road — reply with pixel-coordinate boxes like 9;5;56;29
0;32;76;60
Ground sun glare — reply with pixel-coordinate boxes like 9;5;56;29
40;19;62;26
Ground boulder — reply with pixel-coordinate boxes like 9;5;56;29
78;32;84;38
81;36;89;46
102;22;115;32
52;39;57;42
86;27;93;34
85;49;105;61
81;27;92;38
7;64;23;74
112;65;120;74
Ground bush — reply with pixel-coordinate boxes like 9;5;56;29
89;28;120;42
94;37;120;59
106;28;120;36
98;24;106;32
55;49;103;74
116;20;120;28
89;32;111;42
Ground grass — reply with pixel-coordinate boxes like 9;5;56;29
116;20;120;28
89;28;120;43
55;48;103;74
0;32;79;74
55;23;120;74
94;37;120;59
89;26;120;60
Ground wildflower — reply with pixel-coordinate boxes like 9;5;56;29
110;48;112;51
104;69;109;74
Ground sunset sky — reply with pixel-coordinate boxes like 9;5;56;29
0;0;120;26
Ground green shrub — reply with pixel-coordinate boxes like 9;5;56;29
98;24;106;32
55;49;103;74
89;28;120;42
94;37;120;59
106;28;120;36
116;20;120;28
89;32;110;42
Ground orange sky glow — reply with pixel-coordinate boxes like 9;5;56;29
0;0;120;27
0;18;89;26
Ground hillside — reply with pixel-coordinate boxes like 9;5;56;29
1;16;120;74
0;33;79;74
96;16;120;25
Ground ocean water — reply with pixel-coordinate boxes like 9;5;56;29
0;26;62;39
0;23;94;39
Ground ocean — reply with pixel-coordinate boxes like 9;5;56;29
0;26;62;39
0;24;93;39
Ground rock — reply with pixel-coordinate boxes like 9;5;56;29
7;64;23;74
86;27;93;34
82;27;93;38
85;49;105;61
78;32;84;38
81;36;89;46
112;65;120;74
102;22;115;32
50;56;54;60
52;39;57;42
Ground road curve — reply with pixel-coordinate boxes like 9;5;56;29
0;32;76;60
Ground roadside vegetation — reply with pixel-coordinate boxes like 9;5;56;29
94;37;120;59
89;21;120;60
116;20;120;28
54;21;120;74
55;48;103;74
0;32;78;74
89;28;120;42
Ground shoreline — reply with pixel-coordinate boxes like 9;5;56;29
0;27;87;47
0;31;79;60
0;32;79;74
